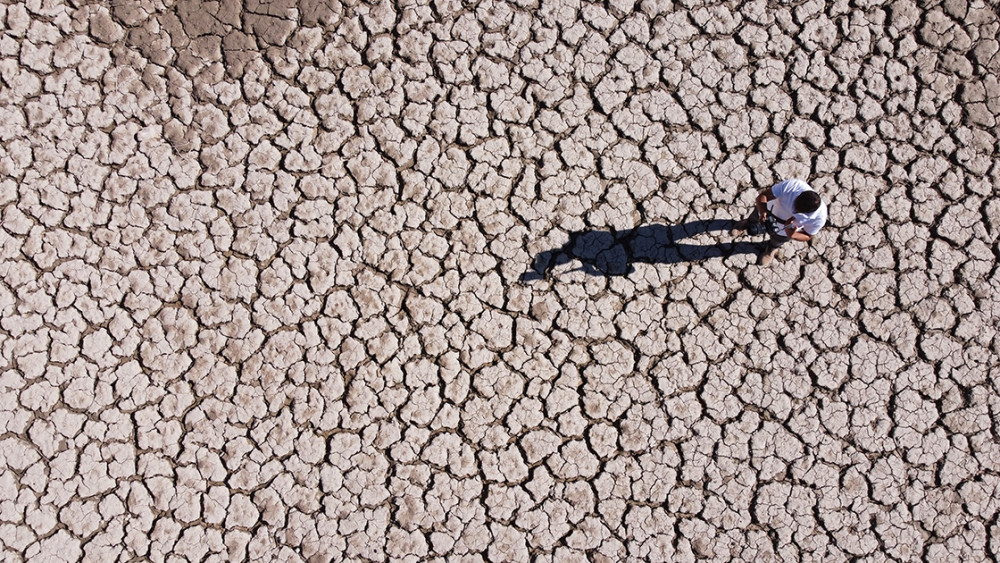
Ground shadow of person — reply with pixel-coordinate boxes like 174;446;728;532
521;219;762;280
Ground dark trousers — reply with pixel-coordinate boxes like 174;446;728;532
745;208;790;250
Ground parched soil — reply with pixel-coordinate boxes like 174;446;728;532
1;0;999;561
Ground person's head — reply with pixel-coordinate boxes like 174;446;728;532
794;191;821;214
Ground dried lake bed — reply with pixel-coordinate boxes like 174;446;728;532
1;0;999;561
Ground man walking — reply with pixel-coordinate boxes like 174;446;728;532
731;179;827;266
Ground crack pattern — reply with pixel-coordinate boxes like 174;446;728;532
0;0;999;560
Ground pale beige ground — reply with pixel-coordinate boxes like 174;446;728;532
1;0;999;561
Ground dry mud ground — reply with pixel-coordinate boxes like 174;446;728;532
1;0;999;561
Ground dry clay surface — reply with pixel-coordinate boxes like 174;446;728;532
1;0;999;561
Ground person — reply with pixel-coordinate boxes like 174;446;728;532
730;179;827;266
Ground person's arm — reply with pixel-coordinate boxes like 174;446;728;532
788;229;812;242
784;218;814;241
756;187;774;220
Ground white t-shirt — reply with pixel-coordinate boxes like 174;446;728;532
767;179;827;236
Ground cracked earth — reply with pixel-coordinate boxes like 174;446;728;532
1;0;999;561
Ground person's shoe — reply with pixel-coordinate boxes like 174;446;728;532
730;220;748;236
758;247;777;266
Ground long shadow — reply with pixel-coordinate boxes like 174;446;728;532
521;219;762;280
